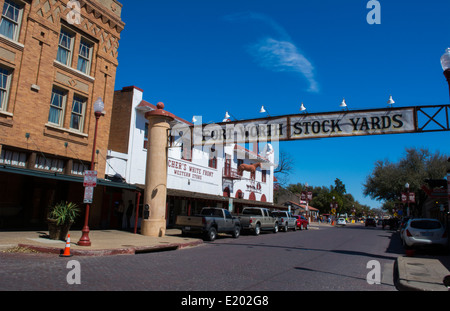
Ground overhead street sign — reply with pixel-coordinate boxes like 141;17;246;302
401;192;416;203
180;105;450;146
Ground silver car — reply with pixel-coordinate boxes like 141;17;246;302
337;218;346;226
402;218;447;249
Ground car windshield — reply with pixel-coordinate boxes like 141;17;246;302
242;209;262;215
272;212;285;217
201;209;222;217
410;220;442;230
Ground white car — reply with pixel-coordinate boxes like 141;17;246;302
402;218;448;249
337;218;346;226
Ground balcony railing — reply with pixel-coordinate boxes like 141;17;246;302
223;167;241;180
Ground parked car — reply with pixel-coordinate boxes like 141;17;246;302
382;218;400;230
176;208;241;241
365;218;376;227
237;207;279;235
401;218;448;249
399;217;411;239
292;215;309;230
272;211;297;232
337;218;346;226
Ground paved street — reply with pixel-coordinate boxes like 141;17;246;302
0;223;403;292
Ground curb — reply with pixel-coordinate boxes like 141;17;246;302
18;239;204;257
395;256;449;291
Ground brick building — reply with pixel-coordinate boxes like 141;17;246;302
0;0;126;229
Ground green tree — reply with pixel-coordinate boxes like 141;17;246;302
285;179;371;217
333;178;346;195
363;148;449;216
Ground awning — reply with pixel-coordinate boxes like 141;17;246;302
285;201;319;212
0;165;140;190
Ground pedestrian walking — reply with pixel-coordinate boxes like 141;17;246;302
116;199;125;229
126;200;134;230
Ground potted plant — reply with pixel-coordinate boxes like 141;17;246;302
47;201;80;241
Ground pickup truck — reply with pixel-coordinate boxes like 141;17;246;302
175;208;241;241
237;207;279;235
272;211;297;232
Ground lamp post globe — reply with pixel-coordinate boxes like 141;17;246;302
93;97;104;116
441;48;450;100
441;48;450;71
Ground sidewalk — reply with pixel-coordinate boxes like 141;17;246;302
395;253;450;291
0;229;203;256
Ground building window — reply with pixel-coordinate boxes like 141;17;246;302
77;39;93;74
143;123;148;149
71;161;88;176
57;28;74;66
0;0;23;41
0;66;11;112
48;88;67;126
34;155;64;172
56;27;96;76
208;146;217;169
181;144;192;161
209;156;217;169
0;149;26;167
262;170;267;183
70;95;86;132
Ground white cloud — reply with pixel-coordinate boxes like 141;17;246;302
225;12;319;93
249;38;319;93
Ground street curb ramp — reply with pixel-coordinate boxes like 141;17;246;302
395;257;449;291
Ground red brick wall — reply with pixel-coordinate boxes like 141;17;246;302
0;0;124;176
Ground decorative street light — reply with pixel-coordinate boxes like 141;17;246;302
78;97;104;247
405;182;410;217
441;48;450;100
303;182;312;222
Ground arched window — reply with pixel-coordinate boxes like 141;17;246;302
235;190;244;199
261;194;267;202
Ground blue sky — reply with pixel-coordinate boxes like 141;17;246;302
114;0;450;209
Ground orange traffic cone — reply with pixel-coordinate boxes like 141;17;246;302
60;234;73;257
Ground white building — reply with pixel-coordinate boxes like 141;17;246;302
106;86;281;227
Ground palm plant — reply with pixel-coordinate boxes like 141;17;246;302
48;201;80;226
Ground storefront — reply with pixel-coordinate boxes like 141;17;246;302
0;165;140;230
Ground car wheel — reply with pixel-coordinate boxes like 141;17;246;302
300;224;303;230
254;224;261;236
284;223;289;232
232;226;240;239
205;227;217;241
273;223;278;233
293;224;297;231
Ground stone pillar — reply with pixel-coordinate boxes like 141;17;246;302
141;102;174;237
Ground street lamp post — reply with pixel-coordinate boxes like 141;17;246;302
441;48;450;100
78;97;104;247
405;183;410;217
442;48;450;241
